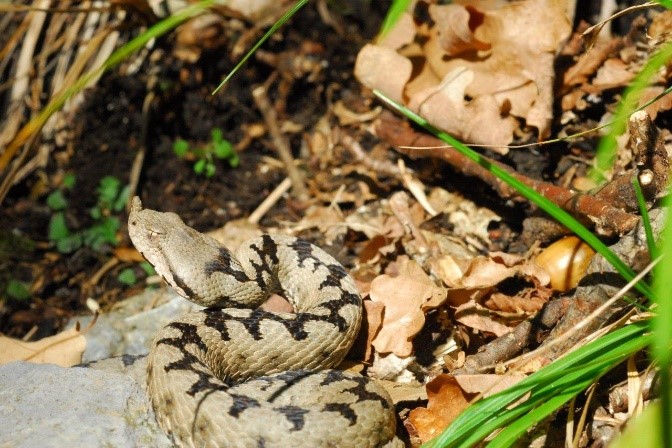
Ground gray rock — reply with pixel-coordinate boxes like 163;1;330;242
0;361;172;448
68;287;201;362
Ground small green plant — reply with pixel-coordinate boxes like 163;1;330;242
173;128;239;178
117;268;137;286
47;175;129;253
5;279;31;301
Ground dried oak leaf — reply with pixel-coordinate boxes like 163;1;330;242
423;0;571;141
355;44;412;104
357;0;571;146
430;4;490;56
408;67;516;150
444;251;550;307
407;374;472;443
363;300;385;361
370;256;447;357
0;327;86;367
454;300;512;337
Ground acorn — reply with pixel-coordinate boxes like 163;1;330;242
536;236;595;292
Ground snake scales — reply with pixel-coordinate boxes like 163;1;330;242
128;197;400;447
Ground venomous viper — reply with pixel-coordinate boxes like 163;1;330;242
128;197;401;447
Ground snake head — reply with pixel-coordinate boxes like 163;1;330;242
128;196;238;306
128;196;196;298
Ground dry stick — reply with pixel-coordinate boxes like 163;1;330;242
252;81;308;200
0;0;46;149
340;133;402;178
248;177;292;225
592;110;669;211
507;256;659;370
0;28;113;204
455;256;658;410
377;112;640;236
127;77;158;208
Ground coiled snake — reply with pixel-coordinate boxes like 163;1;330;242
128;197;400;447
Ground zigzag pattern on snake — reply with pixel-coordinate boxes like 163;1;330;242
128;197;400;447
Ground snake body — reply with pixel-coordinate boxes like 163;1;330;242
128;197;399;447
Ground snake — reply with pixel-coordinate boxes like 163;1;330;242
128;197;401;447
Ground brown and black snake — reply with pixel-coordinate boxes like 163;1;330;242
128;197;400;447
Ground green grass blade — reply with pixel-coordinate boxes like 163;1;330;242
377;0;413;40
653;212;672;448
423;321;650;447
485;332;652;447
373;90;654;300
631;176;658;259
213;0;309;94
655;1;672;10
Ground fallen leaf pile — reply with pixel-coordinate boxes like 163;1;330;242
355;0;572;150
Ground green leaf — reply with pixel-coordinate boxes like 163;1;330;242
205;162;216;178
229;153;240;167
113;184;130;212
213;139;234;159
210;128;224;143
173;139;189;158
48;212;69;241
139;261;155;276
90;207;102;220
62;173;76;189
97;176;121;209
56;234;83;253
6;280;31;301
194;158;206;174
83;217;120;249
46;190;68;211
611;401;665;448
117;268;137;286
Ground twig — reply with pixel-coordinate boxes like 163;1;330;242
339;133;401;178
252;80;308;200
127;77;158;209
377;112;640;236
247;177;292;224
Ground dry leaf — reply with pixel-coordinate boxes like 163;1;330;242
0;327;86;367
370;257;447;357
357;0;571;144
378;11;416;50
430;4;490;56
454;373;527;396
590;58;635;89
485;289;551;313
114;246;144;262
408;67;516;150
454;300;512;337
354;44;412;103
363;300;385;361
378;379;428;403
407;374;471;443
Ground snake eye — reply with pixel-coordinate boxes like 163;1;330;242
148;229;165;239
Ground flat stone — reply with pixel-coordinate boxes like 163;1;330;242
0;360;172;448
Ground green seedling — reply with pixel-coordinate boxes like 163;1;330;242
47;175;129;253
117;268;137;286
5;279;31;301
173;128;239;178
